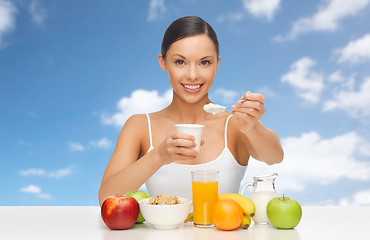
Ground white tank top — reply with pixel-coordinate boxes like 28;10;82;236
144;114;247;199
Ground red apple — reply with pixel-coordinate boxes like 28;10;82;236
123;190;149;223
101;195;139;230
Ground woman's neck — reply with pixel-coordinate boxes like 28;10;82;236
166;93;211;123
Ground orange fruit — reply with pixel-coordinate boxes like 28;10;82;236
212;199;243;231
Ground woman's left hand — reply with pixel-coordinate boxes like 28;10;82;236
231;91;266;133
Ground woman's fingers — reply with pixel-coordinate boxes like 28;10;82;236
233;92;266;119
232;110;255;121
169;132;197;148
232;105;262;119
167;132;198;157
237;98;265;110
175;146;198;156
233;103;265;118
239;91;265;105
169;131;195;141
231;92;267;133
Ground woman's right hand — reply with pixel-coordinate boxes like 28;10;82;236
157;131;199;165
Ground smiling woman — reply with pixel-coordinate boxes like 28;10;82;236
98;16;284;206
158;34;220;105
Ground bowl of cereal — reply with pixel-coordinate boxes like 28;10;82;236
138;194;192;230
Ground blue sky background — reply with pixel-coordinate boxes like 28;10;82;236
1;0;370;206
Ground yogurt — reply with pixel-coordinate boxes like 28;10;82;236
203;103;226;115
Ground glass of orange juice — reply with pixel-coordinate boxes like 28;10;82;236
191;170;219;228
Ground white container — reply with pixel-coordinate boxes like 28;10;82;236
250;191;278;224
175;124;204;152
241;173;278;224
138;197;192;230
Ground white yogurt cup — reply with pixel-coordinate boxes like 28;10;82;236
175;124;204;152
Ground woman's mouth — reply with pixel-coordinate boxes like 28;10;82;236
181;84;203;92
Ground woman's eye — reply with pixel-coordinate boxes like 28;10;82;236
175;59;185;65
200;60;210;66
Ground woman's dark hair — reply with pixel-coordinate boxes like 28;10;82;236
161;16;219;59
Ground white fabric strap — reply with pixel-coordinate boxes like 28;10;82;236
145;114;153;149
224;115;232;148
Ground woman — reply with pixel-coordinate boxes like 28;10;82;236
98;16;283;205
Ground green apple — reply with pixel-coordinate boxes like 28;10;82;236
266;195;302;229
123;190;149;223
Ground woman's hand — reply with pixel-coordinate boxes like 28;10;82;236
156;131;199;165
231;91;266;133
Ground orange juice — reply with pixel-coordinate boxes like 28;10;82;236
192;181;218;226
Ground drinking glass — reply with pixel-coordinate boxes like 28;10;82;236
191;170;219;228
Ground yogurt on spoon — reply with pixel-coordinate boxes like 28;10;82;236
203;103;227;115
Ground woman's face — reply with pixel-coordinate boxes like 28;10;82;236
159;34;220;104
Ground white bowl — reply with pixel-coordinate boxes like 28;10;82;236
138;197;192;230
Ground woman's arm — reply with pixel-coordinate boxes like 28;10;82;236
98;114;199;206
231;91;284;165
98;115;162;206
243;121;283;165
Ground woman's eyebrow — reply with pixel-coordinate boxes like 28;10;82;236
200;56;213;60
172;54;186;59
171;54;213;60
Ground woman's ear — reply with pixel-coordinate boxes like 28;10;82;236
158;53;168;71
216;56;221;71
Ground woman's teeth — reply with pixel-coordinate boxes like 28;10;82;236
183;84;201;90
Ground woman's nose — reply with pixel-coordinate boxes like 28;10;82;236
186;65;199;81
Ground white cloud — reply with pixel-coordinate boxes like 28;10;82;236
69;142;85;152
47;167;72;178
0;0;17;46
328;71;356;91
243;0;281;20
20;184;52;199
323;77;370;119
243;131;370;192
336;34;370;64
286;65;369;121
275;0;370;41
281;57;324;103
102;89;172;127
217;12;245;24
38;193;52;199
19;168;45;176
212;88;239;104
89;137;113;149
69;138;113;151
339;189;370;206
329;70;345;83
19;167;72;178
20;184;41;194
28;0;46;25
147;0;166;22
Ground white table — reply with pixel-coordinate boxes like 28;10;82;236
0;206;369;239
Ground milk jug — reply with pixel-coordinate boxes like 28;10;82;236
241;173;278;224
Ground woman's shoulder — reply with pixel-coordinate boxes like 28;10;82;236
127;113;148;121
124;114;148;128
225;114;238;128
120;114;150;135
224;114;247;143
119;114;150;145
